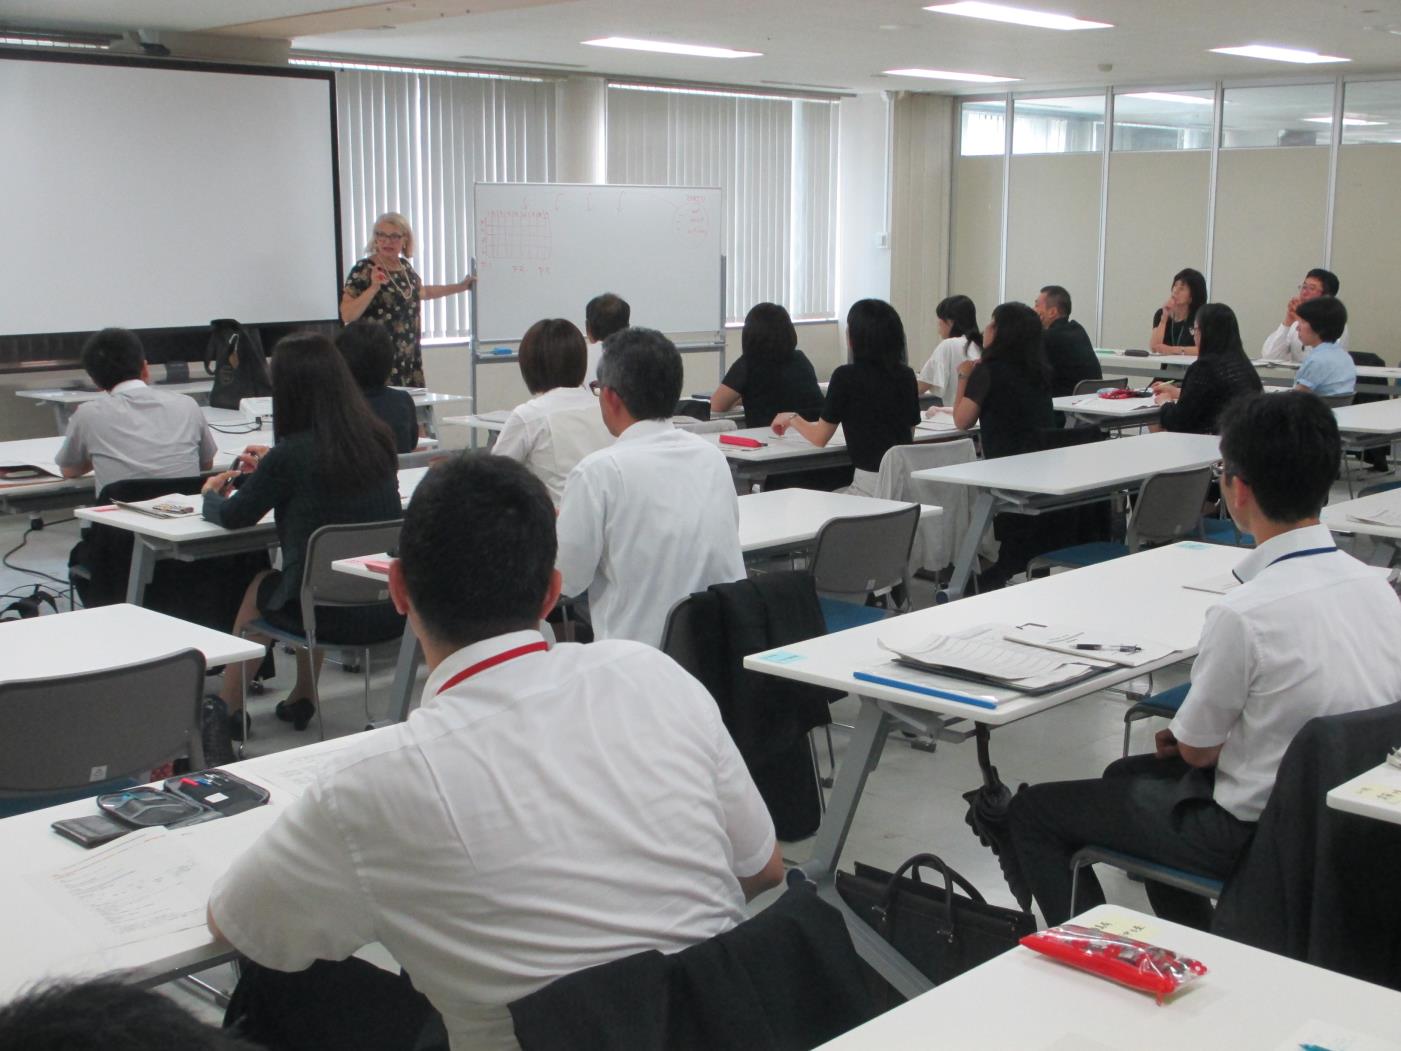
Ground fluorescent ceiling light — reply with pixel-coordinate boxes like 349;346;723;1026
1210;44;1348;64
1121;92;1214;106
886;67;1020;83
582;37;761;59
924;2;1113;31
1303;115;1385;126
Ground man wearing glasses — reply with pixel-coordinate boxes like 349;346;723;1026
1260;267;1349;364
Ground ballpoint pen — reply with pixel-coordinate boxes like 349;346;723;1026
1075;643;1142;653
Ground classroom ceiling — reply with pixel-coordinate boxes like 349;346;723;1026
11;0;1401;95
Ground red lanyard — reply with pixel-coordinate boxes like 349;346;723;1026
434;640;548;696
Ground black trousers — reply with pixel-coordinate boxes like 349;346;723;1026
1007;754;1255;930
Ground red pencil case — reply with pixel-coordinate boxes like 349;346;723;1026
719;435;765;448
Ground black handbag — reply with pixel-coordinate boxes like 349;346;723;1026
835;852;1036;1003
205;318;272;409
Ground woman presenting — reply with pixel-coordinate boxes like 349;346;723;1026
340;211;475;387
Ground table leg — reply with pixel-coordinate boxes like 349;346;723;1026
940;490;995;602
801;698;933;999
125;538;158;606
51;404;74;434
802;698;891;882
388;625;422;723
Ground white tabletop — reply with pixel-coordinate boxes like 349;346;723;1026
744;541;1240;726
1327;760;1401;825
1332;398;1401;436
73;467;429;542
815;903;1401;1050
0;605;263;682
1053;392;1159;418
0;731;372;1001
15;380;213;405
912;431;1221;498
1321;485;1401;540
738;489;939;553
444;410;511;432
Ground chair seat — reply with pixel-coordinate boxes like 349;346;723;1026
1127;681;1190;720
1071;846;1224;898
1032;541;1130;569
1201;518;1254;547
819;597;888;634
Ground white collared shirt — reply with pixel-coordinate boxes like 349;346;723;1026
492;386;614;505
54;379;216;493
1261;320;1351;364
1171;524;1401;821
584;341;603;387
210;630;775;1051
556;419;746;647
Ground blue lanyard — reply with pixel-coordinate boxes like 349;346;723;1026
1266;546;1338;568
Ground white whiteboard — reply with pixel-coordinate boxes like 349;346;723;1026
473;183;723;343
0;55;338;337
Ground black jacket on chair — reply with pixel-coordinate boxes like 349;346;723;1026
668;572;839;841
510;880;877;1051
1212;701;1401;990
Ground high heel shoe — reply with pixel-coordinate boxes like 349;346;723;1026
274;697;316;731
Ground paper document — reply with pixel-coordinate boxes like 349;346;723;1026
1349;506;1401;528
1003;623;1175;668
474;410;512;425
250;734;365;796
1069;396;1156;415
112;494;199;519
877;623;1110;692
917;412;961;433
31;829;214;949
1183;571;1241;595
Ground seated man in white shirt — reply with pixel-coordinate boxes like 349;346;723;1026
493;318;613;506
1260;267;1350;364
208;454;783;1051
1008;391;1401;930
582;291;629;388
54;327;216;493
557;327;747;647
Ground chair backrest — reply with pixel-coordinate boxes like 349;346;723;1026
1126;466;1214;550
659;593;707;681
810;505;921;598
673;397;711;422
300;520;404;610
672;417;737;434
1072;376;1127;396
0;648;206;793
1319;393;1354;408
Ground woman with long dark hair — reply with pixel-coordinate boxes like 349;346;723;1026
1150;267;1207;355
711;302;824;428
1155;303;1264;433
202;334;403;734
951;300;1054;459
918;294;983;402
772;298;919;495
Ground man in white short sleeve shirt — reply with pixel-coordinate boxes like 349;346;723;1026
1260;267;1351;364
208;455;782;1051
556;327;746;647
1009;391;1401;929
55;327;216;493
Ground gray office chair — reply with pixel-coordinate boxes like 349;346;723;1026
0;648;206;814
246;520;405;739
1071;376;1127;396
1026;465;1213;574
810;504;922;632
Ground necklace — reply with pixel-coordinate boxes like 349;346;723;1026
379;258;415;302
1168;316;1189;344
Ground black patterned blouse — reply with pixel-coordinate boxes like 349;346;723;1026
343;257;424;386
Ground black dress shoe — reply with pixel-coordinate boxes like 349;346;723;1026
275;697;316;731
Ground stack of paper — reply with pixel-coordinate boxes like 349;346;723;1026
872;623;1112;694
112;494;199;519
1349;506;1401;528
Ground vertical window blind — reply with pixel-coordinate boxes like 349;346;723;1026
335;68;556;340
605;84;838;322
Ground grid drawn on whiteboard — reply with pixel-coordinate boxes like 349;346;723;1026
479;209;552;262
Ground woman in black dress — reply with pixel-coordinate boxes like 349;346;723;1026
1149;267;1207;356
771;299;919;495
711;302;824;428
202;335;403;734
1154;303;1263;433
340;212;475;387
